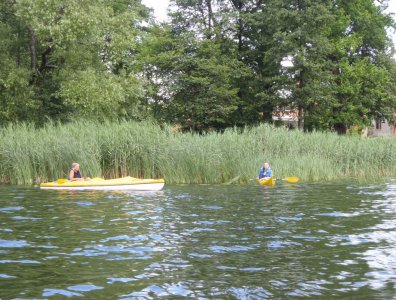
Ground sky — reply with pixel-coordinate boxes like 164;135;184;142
142;0;396;55
142;0;170;21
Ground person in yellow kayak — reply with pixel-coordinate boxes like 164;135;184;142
69;163;91;181
258;162;272;180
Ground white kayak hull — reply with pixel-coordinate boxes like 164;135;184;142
40;182;165;191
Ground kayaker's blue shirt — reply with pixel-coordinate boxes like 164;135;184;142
259;167;272;179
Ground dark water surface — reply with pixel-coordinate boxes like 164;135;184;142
0;182;395;299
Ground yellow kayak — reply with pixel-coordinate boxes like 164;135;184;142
258;177;275;187
40;176;165;191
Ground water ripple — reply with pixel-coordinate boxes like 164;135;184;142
0;239;30;248
43;288;83;297
0;259;40;264
0;183;395;299
121;282;195;298
209;245;254;253
68;284;104;292
0;206;24;212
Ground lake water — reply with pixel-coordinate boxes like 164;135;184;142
0;182;395;299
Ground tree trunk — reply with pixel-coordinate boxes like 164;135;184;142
333;123;347;134
229;0;244;51
39;47;52;72
28;27;36;73
298;106;304;129
205;0;213;38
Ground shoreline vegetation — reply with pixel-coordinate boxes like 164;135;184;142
1;120;396;185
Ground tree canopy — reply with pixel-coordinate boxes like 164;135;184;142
0;0;395;133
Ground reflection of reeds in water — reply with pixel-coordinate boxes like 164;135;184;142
1;120;396;184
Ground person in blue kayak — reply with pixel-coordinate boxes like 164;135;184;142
258;162;272;180
69;163;91;181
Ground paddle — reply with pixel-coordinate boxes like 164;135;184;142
280;176;299;183
223;176;240;185
251;176;300;183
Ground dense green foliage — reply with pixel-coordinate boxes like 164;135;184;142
138;0;396;131
0;0;150;124
0;0;395;132
1;121;396;185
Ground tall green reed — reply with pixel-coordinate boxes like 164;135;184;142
1;121;396;184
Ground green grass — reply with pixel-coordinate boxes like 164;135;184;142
0;120;395;184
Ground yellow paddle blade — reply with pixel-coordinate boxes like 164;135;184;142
283;176;299;183
57;178;68;184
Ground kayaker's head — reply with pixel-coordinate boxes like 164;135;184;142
264;162;270;170
71;163;80;171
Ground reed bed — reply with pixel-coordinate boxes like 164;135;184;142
0;120;395;185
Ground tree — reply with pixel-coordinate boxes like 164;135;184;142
327;0;395;133
139;1;251;131
0;0;150;124
0;0;37;124
249;0;395;133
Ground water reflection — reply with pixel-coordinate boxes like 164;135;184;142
0;183;395;299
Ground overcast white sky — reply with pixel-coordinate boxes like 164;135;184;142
142;0;396;54
142;0;170;21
